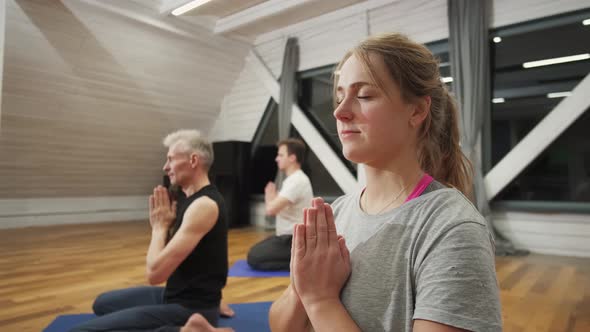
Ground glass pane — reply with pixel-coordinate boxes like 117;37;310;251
437;51;452;82
257;101;279;146
491;11;590;205
250;101;279;194
426;42;453;90
291;128;344;197
298;66;357;175
491;18;590;166
250;99;344;197
494;108;590;203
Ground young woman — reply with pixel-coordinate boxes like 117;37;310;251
269;33;502;332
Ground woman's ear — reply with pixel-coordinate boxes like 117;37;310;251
410;95;431;128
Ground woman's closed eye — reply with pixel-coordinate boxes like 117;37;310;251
357;87;376;100
335;95;371;104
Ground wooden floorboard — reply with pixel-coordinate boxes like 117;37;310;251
0;221;588;332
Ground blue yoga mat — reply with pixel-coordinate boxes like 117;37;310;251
228;259;290;277
218;301;271;331
43;314;96;332
44;301;272;332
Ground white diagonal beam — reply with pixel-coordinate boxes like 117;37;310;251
484;73;590;199
159;0;193;15
248;50;359;194
214;0;315;34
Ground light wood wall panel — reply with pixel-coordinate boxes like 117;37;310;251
0;0;249;202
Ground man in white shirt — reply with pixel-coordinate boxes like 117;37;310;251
247;138;313;271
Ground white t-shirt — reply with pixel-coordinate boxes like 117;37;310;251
275;169;313;236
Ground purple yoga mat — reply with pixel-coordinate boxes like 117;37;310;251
228;259;290;277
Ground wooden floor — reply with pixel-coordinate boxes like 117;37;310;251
0;221;588;332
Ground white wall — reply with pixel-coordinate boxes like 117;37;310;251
209;52;271;142
494;211;590;257
491;0;589;28
213;0;590;256
0;0;5;131
0;0;249;228
0;196;148;229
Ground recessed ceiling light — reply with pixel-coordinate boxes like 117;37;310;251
583;19;590;26
523;53;590;68
441;77;453;83
493;36;502;43
172;0;212;16
547;91;572;99
492;98;505;103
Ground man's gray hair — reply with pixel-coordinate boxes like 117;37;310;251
163;129;214;170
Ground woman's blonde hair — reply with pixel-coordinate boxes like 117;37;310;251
333;33;473;196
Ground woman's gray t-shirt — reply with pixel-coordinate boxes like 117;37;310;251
331;182;502;332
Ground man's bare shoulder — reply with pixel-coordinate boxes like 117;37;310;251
182;196;219;231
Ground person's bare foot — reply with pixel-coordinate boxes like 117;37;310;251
219;302;235;318
180;313;234;332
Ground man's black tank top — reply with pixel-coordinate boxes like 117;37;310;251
164;184;228;309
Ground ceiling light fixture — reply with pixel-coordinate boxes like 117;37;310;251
583;19;590;26
493;36;502;43
492;98;505;103
547;91;572;99
523;53;590;68
441;77;453;83
172;0;212;16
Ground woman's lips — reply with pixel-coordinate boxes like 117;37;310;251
340;130;360;138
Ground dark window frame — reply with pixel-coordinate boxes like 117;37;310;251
487;8;590;213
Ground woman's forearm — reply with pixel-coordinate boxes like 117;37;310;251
305;298;361;332
269;286;310;332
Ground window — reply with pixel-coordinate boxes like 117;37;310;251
427;40;452;90
494;110;590;203
490;9;590;209
250;99;344;197
297;65;357;176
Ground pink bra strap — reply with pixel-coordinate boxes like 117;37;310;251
404;173;434;203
